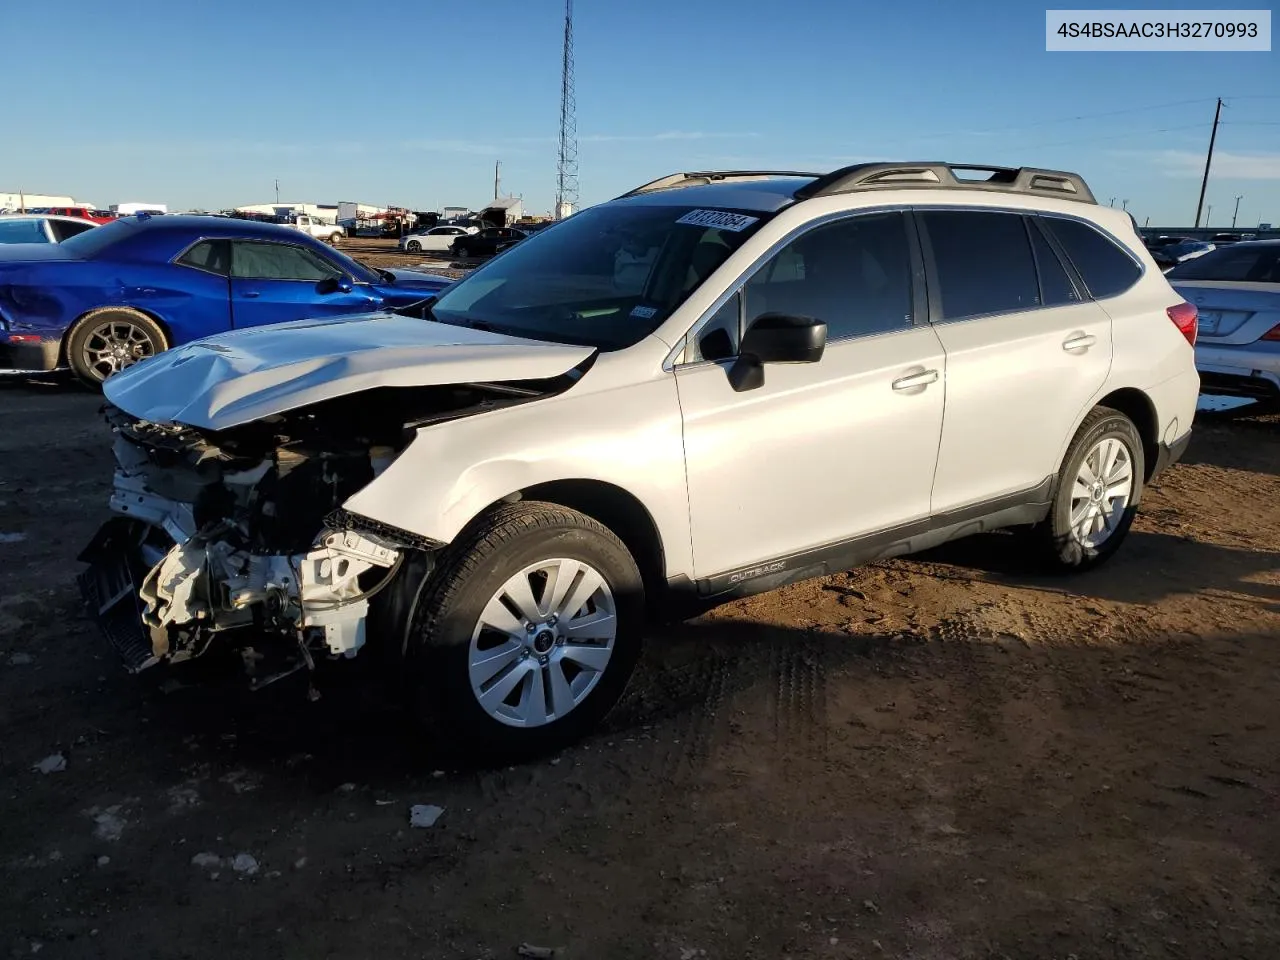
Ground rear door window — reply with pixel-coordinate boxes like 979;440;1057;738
177;239;231;275
919;211;1039;319
49;219;97;242
1027;219;1082;306
1043;217;1141;298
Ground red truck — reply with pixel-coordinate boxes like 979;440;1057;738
46;206;116;224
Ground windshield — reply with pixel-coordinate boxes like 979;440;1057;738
319;243;381;283
429;203;772;349
0;219;50;244
1166;245;1280;282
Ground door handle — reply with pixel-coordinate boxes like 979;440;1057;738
891;368;939;391
242;291;260;298
1062;333;1097;352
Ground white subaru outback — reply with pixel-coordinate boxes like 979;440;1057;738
79;163;1200;760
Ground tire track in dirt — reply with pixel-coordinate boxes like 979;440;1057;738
769;635;829;764
648;649;738;785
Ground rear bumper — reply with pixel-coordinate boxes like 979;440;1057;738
1196;343;1280;399
0;336;61;373
1150;430;1191;483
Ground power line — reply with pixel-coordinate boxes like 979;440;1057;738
1014;122;1210;151
917;97;1219;140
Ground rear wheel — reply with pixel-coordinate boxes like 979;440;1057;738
329;233;342;245
67;308;168;387
1033;406;1144;571
407;502;644;764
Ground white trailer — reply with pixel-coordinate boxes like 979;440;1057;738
112;202;168;216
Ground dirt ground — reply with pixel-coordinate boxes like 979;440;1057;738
340;236;478;276
1;380;1278;960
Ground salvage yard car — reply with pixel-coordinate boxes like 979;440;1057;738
0;214;451;383
0;213;100;245
1168;239;1280;404
79;163;1200;761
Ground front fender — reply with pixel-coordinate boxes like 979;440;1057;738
341;375;693;579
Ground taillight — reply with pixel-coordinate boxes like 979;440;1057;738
1262;324;1280;343
1167;301;1198;346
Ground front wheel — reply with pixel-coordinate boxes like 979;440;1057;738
407;502;644;763
1033;406;1144;572
66;308;168;387
406;240;422;252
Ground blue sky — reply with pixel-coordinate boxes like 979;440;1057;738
6;0;1278;225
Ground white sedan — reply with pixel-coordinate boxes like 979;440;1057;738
0;214;100;245
400;226;472;253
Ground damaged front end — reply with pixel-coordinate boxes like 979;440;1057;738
77;379;564;690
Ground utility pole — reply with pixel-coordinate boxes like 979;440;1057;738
494;160;501;199
1108;197;1116;207
1144;216;1150;228
1194;98;1223;228
1206;204;1213;226
275;179;280;204
1232;195;1243;228
1121;199;1129;212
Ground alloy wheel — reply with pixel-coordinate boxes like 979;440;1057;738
1069;436;1134;548
83;320;157;380
468;558;617;728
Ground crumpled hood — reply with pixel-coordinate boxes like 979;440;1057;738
103;311;594;431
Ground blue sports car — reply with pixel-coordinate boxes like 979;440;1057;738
0;214;453;384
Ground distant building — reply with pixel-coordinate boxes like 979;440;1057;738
479;196;524;226
1;192;77;212
234;202;341;223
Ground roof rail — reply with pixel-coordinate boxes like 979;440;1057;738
616;170;822;200
794;162;1096;205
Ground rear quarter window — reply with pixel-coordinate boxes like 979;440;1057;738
1042;217;1142;299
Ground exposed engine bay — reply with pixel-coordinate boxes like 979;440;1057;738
78;375;577;689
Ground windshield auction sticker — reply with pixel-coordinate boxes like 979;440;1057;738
676;209;760;232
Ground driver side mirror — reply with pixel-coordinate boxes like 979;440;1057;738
727;313;827;392
318;274;354;295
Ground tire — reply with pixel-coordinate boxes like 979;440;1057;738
329;233;342;245
66;307;169;387
406;240;422;253
453;244;469;258
1033;406;1144;572
407;501;644;764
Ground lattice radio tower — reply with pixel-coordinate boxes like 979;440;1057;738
554;0;579;218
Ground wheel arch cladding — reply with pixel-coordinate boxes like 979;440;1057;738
60;306;173;366
504;479;667;603
1095;388;1159;481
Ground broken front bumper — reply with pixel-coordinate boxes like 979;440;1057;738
77;519;161;673
78;510;403;677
